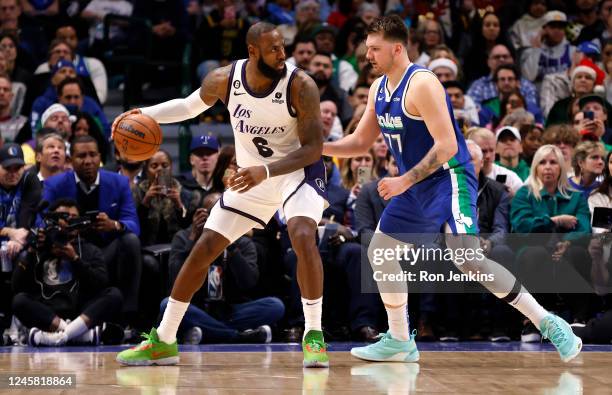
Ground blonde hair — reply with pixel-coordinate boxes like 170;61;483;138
572;141;605;176
465;127;495;141
526;144;572;201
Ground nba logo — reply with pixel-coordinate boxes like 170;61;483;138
8;146;17;156
207;264;223;300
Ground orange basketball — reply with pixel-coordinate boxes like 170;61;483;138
113;113;162;162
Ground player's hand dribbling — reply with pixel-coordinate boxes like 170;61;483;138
377;176;410;200
227;166;267;193
111;108;142;140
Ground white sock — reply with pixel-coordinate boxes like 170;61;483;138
507;288;549;330
63;317;89;341
57;319;68;331
386;303;410;341
302;297;322;338
158;297;189;344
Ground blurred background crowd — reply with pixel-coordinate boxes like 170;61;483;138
1;0;612;347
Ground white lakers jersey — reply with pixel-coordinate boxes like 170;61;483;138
226;59;300;168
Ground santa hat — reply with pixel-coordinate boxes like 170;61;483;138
427;58;458;77
575;58;605;86
571;65;597;83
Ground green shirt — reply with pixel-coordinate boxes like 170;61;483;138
510;186;592;241
496;159;530;181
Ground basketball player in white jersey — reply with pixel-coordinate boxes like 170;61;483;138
112;23;330;368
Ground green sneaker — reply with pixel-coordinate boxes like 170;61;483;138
350;330;419;362
302;330;329;368
116;328;179;366
540;314;582;362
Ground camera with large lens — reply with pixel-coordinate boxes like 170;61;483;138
41;212;93;248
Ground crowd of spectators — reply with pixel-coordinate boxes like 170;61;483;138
1;0;612;347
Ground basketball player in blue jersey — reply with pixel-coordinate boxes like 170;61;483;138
111;23;330;367
324;15;582;363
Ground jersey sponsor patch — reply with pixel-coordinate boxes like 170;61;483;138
272;92;285;104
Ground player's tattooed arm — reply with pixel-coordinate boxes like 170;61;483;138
202;64;233;106
267;70;324;177
378;72;458;200
405;72;458;184
405;150;446;185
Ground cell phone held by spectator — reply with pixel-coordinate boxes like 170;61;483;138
157;168;173;195
357;166;372;185
592;207;612;231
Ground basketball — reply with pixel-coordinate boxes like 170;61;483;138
113;113;162;161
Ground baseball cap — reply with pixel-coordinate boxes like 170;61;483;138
190;134;219;153
52;59;76;75
577;41;600;56
0;143;25;167
41;103;71;126
495;126;521;142
312;23;338;38
543;10;568;26
578;94;606;109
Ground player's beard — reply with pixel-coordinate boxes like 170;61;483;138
257;57;286;80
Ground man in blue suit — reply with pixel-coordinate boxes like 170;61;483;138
43;135;142;320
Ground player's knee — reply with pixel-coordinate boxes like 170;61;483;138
453;253;487;273
196;229;229;257
288;224;316;252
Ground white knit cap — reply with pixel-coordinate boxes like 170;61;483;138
571;65;596;83
41;103;70;126
427;58;458;77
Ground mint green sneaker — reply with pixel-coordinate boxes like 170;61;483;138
351;330;419;362
116;328;179;366
302;330;329;368
540;314;582;362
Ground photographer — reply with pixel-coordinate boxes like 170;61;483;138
11;198;122;346
42;135;141;323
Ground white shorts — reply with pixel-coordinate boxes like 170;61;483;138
205;168;326;243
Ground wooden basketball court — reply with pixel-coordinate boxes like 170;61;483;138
1;343;610;393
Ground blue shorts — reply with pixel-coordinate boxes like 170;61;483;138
378;165;479;236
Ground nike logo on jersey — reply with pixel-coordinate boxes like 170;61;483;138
233;91;246;96
377;113;404;130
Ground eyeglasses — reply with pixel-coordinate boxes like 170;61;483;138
491;54;511;60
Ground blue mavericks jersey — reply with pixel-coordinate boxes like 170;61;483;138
374;63;471;177
374;63;479;235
